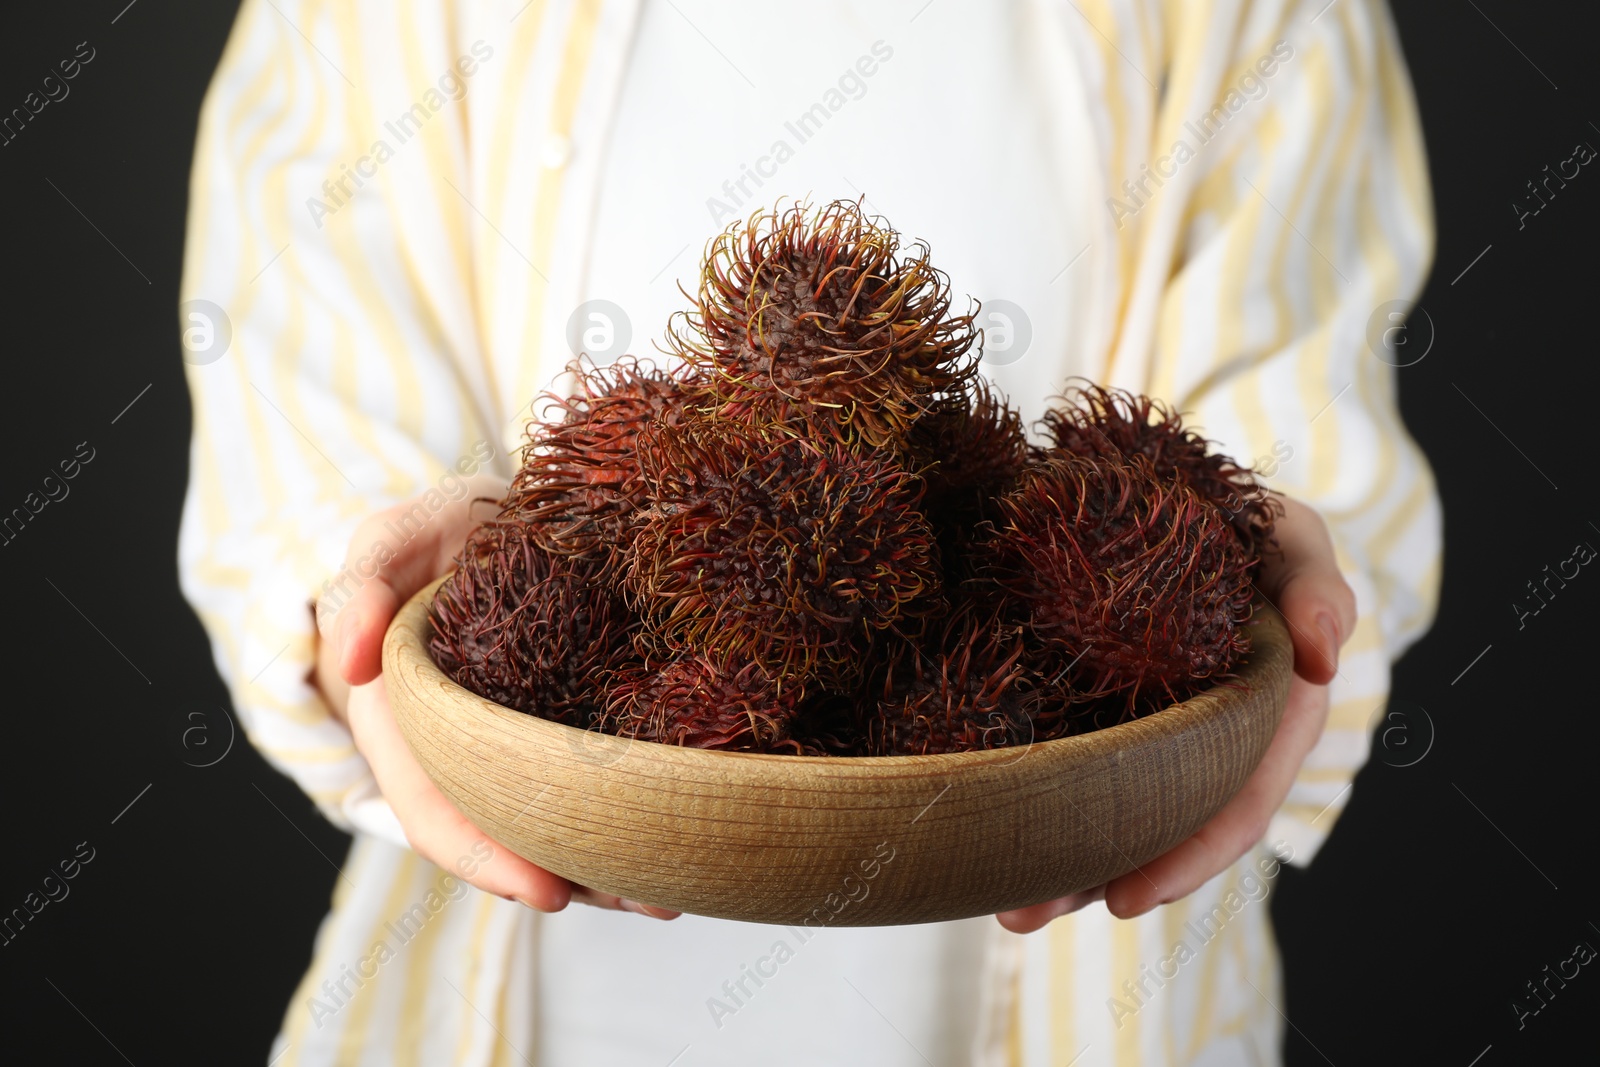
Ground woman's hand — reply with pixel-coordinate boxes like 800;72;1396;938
313;476;679;920
995;497;1357;933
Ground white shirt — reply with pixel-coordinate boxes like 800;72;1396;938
553;4;1098;1061
586;0;1102;429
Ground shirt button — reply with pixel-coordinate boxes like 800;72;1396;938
541;133;572;169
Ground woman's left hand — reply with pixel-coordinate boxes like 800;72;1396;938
995;496;1358;933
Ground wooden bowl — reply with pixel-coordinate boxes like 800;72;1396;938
383;579;1293;926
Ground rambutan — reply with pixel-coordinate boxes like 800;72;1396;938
625;416;943;684
975;453;1255;706
904;378;1030;572
665;199;981;450
428;520;636;725
867;607;1052;756
424;202;1273;756
600;654;803;752
1040;383;1281;555
505;357;707;566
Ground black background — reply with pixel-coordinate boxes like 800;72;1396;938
1;2;1594;1063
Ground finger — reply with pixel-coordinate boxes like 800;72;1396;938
1103;676;1329;918
994;886;1105;934
1255;498;1357;686
569;886;681;920
347;679;572;910
326;477;505;686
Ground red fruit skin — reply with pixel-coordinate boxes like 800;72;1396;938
976;453;1255;707
867;607;1057;757
428;520;636;725
626;418;944;686
1040;382;1281;557
665;199;980;450
506;357;709;567
600;654;803;753
904;378;1031;580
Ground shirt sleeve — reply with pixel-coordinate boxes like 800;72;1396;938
177;0;505;836
1092;0;1440;862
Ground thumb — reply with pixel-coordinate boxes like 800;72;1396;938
335;575;405;687
1255;498;1357;687
325;477;506;687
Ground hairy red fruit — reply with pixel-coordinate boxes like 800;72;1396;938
867;608;1053;756
978;454;1255;706
1040;382;1281;556
905;378;1031;573
600;654;803;752
506;357;707;566
428;520;636;725
666;199;981;450
625;417;943;685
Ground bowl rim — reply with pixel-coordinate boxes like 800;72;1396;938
385;575;1293;774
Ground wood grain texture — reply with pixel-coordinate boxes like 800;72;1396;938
383;578;1293;927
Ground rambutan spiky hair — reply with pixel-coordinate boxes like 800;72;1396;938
978;453;1255;706
625;416;943;684
904;378;1031;570
505;357;707;565
1040;383;1281;556
665;199;981;449
599;654;803;752
429;520;637;724
867;607;1051;756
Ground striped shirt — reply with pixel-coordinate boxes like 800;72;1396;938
178;1;1439;1063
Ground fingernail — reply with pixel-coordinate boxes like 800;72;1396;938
1045;894;1087;921
335;609;358;657
514;895;546;912
1316;613;1340;667
621;899;680;920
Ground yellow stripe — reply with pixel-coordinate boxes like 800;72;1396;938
1048;909;1079;1061
338;850;424;1062
254;741;362;764
476;2;551;427
1158;903;1182;1065
400;1;476;331
453;894;500;1066
1111;917;1141;1066
1299;33;1365;499
1187;891;1222;1058
1005;950;1024;1067
489;908;528;1067
1086;0;1140;380
394;866;459;1067
278;840;388;1065
320;0;428;498
180;0;282;527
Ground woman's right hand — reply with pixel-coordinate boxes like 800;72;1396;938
312;474;678;920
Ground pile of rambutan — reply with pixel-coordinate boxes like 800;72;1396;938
428;200;1280;756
